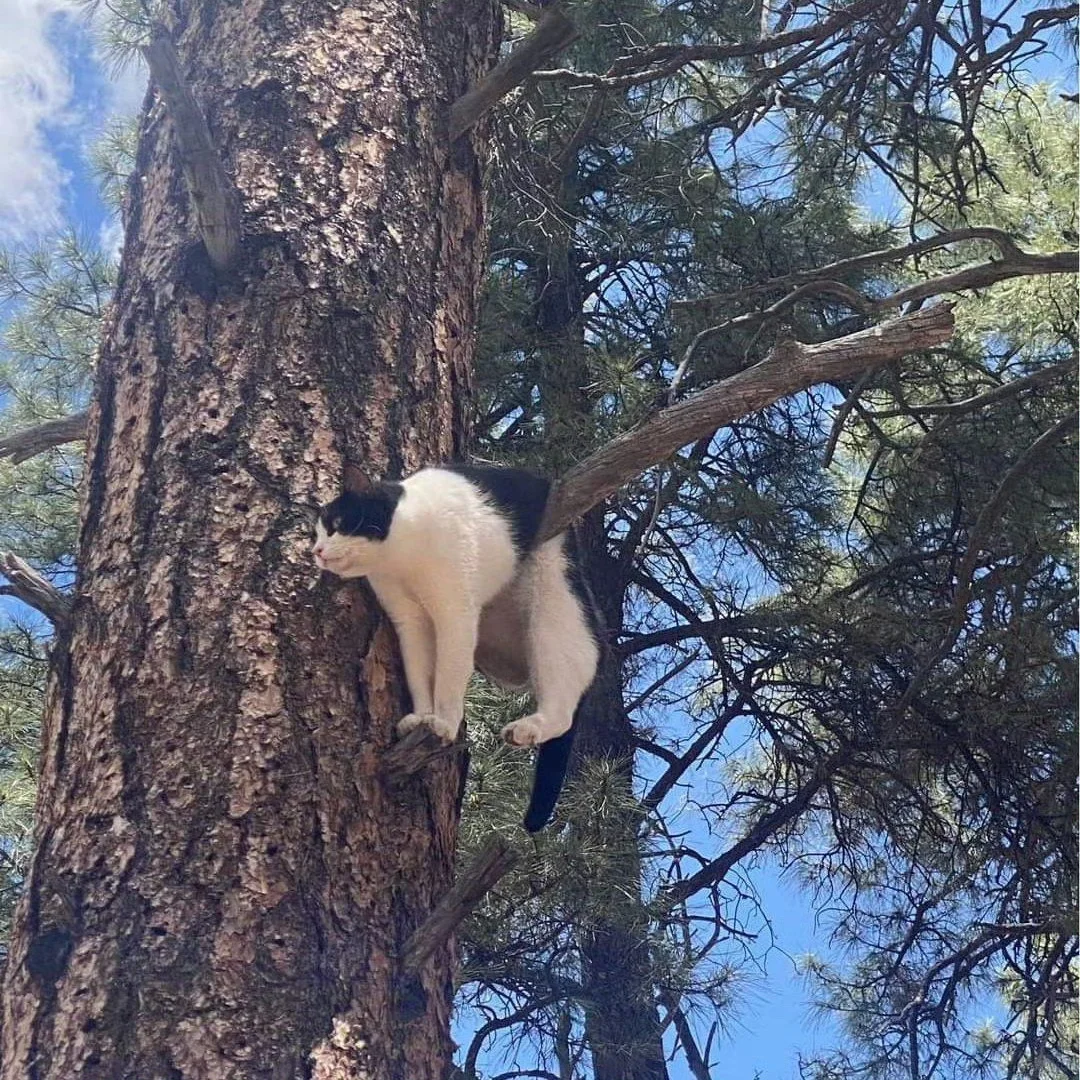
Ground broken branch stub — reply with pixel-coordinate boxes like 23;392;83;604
402;834;518;971
0;553;73;629
383;725;464;781
142;26;242;272
0;412;88;465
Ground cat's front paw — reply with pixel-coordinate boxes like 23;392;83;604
501;714;546;748
397;712;458;744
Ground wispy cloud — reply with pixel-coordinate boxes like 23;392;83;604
0;0;79;238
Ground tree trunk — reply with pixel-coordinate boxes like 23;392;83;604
532;240;669;1079
573;517;670;1080
1;1;499;1076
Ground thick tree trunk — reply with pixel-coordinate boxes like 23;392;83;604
1;1;498;1076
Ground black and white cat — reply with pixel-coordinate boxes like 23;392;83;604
312;464;601;831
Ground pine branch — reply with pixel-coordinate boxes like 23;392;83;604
0;553;72;628
868;358;1076;418
883;250;1076;309
0;413;89;464
893;409;1079;714
402;835;518;971
539;303;956;540
142;26;242;272
531;0;882;88
660;993;712;1080
663;752;847;904
673;227;1042;309
449;7;578;140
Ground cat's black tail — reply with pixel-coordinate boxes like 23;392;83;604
523;726;576;832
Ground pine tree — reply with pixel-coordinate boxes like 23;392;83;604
0;1;1073;1078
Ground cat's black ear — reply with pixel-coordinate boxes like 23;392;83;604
343;462;375;495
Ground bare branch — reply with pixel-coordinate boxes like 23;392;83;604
885;250;1076;307
531;0;882;89
869;359;1076;418
660;993;712;1080
0;412;88;464
673;228;1037;309
663;752;847;904
402;834;518;971
539;304;956;540
450;7;579;141
0;553;72;628
142;26;242;272
822;368;876;468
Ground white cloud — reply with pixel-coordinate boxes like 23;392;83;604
107;55;147;117
98;215;122;259
0;0;79;238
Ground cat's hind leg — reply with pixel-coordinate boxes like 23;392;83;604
502;537;599;748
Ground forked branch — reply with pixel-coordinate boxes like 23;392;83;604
539;303;956;539
449;6;579;140
142;26;242;272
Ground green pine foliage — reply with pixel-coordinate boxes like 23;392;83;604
0;232;111;956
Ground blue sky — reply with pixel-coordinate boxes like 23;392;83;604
1;4;1072;1079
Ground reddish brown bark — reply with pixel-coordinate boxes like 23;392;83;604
0;1;499;1076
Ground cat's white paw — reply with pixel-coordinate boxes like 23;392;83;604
501;713;547;748
397;712;457;744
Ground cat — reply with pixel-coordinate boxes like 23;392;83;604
312;463;601;831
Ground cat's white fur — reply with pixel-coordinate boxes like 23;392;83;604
313;468;598;748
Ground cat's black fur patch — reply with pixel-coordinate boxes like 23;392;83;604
440;464;550;556
524;727;575;833
320;484;404;540
562;526;605;640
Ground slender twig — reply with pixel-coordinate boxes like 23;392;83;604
674;227;1036;309
449;7;579;141
531;0;882;88
0;413;88;464
142;25;242;272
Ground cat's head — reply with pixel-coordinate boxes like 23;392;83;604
312;483;403;577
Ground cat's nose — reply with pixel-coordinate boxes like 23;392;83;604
313;544;325;557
